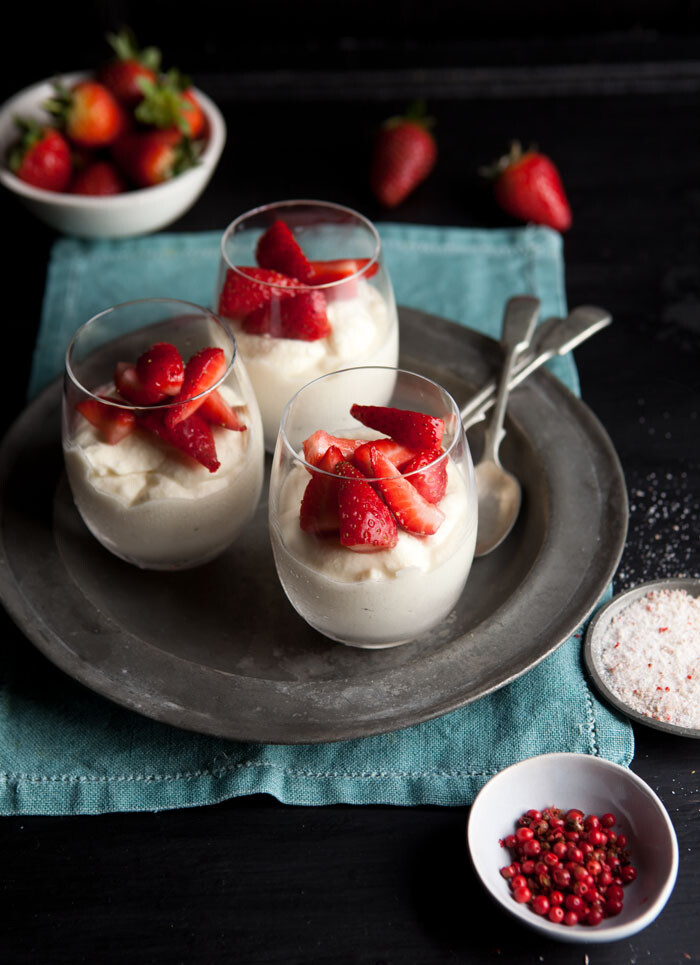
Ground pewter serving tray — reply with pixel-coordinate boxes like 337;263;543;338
0;308;628;743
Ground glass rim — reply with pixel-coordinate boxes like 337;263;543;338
278;365;464;481
64;297;238;412
219;199;382;290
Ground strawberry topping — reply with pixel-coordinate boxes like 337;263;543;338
76;397;136;444
334;460;398;552
217;267;302;320
138;411;220;472
305;258;379;284
136;341;184;397
401;450;448;504
350;439;418;476
165;347;227;428
114;361;166;405
198;389;246;430
299;445;344;535
350;404;444;451
369;447;444;535
255;220;313;281
243;290;331;341
302;431;365;468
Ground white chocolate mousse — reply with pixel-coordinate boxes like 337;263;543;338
231;282;399;449
64;387;264;569
270;455;477;647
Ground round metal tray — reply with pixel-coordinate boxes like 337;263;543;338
0;307;628;743
584;577;700;739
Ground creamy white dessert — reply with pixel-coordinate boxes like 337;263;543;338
64;387;264;569
270;455;477;648
231;281;399;450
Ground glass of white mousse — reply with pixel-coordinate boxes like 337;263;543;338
63;298;264;570
269;366;478;648
214;199;399;451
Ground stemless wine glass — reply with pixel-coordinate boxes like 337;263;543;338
214;199;399;451
63;298;264;570
269;366;478;648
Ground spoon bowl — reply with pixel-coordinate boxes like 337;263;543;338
474;460;522;556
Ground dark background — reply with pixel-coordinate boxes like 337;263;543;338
1;2;699;963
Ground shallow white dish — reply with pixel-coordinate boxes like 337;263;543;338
467;753;678;943
0;71;226;238
585;577;700;739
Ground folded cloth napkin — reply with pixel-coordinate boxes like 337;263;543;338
1;224;633;816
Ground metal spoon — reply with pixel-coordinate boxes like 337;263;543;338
473;295;540;557
461;305;612;429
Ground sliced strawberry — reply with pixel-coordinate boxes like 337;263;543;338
138;411;220;472
136;342;184;397
350;403;444;451
334;460;398;552
114;361;166;405
299;445;344;535
165;347;227;428
370;447;444;535
306;258;379;284
255;220;313;281
402;450;447;504
242;290;331;341
198;389;246;430
303;431;365;468
217;267;302;320
351;438;418;476
76;396;136;444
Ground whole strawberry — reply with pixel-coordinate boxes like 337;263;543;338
45;80;125;149
8;119;72;191
135;69;205;139
370;102;437;208
111;128;197;187
485;141;572;232
70;159;126;195
99;28;161;106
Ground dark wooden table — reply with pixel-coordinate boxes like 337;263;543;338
1;25;699;964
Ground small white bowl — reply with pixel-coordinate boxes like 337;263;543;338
467;753;678;944
0;71;226;238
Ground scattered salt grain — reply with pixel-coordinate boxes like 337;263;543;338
598;588;700;729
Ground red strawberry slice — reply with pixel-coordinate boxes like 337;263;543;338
217;267;302;320
76;397;136;444
370;447;444;535
334;460;398;551
114;361;166;405
299;445;344;534
350;403;444;451
255;220;313;281
136;342;184;397
242;290;331;341
303;431;365;468
138;411;220;472
351;438;418;476
401;450;447;504
165;347;227;428
198;389;246;430
306;258;380;284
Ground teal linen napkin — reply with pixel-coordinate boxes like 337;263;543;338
1;224;633;816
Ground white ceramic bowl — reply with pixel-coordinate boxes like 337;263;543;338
467;753;678;943
0;71;226;238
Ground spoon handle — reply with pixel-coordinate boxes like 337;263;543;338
461;305;612;428
480;296;540;464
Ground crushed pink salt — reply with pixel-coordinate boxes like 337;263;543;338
598;588;700;729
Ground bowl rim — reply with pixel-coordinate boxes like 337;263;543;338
466;752;679;944
0;70;226;206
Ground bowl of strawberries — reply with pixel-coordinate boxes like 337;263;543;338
0;30;225;238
